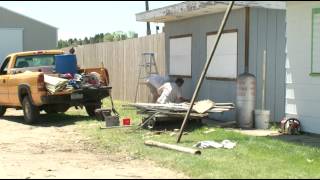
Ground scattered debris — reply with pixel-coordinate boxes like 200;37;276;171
203;129;216;134
193;100;215;114
173;129;180;133
193;140;237;149
153;131;165;135
307;159;314;163
126;102;235;114
44;71;105;95
99;125;134;129
144;140;201;155
125;102;235;130
280;117;301;135
169;131;188;137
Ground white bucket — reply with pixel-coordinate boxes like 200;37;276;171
254;110;270;129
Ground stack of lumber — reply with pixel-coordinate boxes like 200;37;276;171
44;75;69;94
125;100;235;115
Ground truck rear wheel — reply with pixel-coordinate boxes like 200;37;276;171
85;104;101;117
0;106;6;117
22;97;40;124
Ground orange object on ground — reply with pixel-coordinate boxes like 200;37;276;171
122;118;131;126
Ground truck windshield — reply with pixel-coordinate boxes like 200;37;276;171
14;55;55;68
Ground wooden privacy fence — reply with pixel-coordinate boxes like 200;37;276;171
62;33;166;102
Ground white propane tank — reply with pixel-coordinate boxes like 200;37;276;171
236;73;256;129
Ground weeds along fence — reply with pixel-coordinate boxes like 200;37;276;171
61;33;166;102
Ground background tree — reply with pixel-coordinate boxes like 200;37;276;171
103;33;114;42
128;31;138;39
57;31;139;48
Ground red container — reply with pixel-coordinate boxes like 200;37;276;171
122;118;131;126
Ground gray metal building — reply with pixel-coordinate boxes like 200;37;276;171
136;1;286;122
0;6;57;62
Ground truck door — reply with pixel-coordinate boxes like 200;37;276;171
0;57;10;105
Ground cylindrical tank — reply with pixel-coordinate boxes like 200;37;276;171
236;73;256;129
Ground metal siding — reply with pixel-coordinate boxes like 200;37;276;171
0;28;23;62
165;9;246;121
255;8;267;111
250;8;286;122
249;8;258;76
164;8;286;122
266;9;277;121
275;10;286;123
0;7;57;51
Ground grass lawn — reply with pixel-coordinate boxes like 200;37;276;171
67;99;320;179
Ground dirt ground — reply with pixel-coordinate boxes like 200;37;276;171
0;109;187;179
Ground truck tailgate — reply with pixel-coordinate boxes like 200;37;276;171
41;86;111;105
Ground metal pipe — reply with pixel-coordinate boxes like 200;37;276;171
145;140;201;155
177;1;235;143
244;7;250;73
261;50;267;110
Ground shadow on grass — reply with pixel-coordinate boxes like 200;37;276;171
203;119;320;148
152;119;204;132
1;113;92;127
267;133;320;148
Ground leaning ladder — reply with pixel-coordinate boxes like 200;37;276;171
134;52;158;103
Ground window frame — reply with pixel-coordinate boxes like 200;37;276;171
168;34;192;78
0;57;11;75
205;29;238;81
14;54;56;69
311;8;320;76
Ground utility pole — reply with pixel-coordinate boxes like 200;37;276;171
145;1;151;35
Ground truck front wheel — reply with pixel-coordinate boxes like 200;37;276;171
0;106;6;117
22;97;40;124
85;104;101;117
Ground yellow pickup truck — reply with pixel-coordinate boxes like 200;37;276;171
0;50;111;124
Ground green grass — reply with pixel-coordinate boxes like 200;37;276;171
67;99;320;179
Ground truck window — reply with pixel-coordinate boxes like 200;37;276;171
14;55;55;68
0;57;11;75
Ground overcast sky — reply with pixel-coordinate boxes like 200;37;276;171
1;1;182;40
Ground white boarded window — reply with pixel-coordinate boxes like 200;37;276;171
312;8;320;74
169;35;192;76
206;31;238;79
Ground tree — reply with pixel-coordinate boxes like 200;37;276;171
84;37;90;44
99;33;104;42
56;30;138;48
127;31;138;39
113;31;128;41
73;38;78;45
67;38;74;46
90;37;95;44
104;33;114;42
57;40;64;48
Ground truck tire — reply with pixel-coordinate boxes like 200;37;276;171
85;104;101;117
0;106;6;117
22;97;40;124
